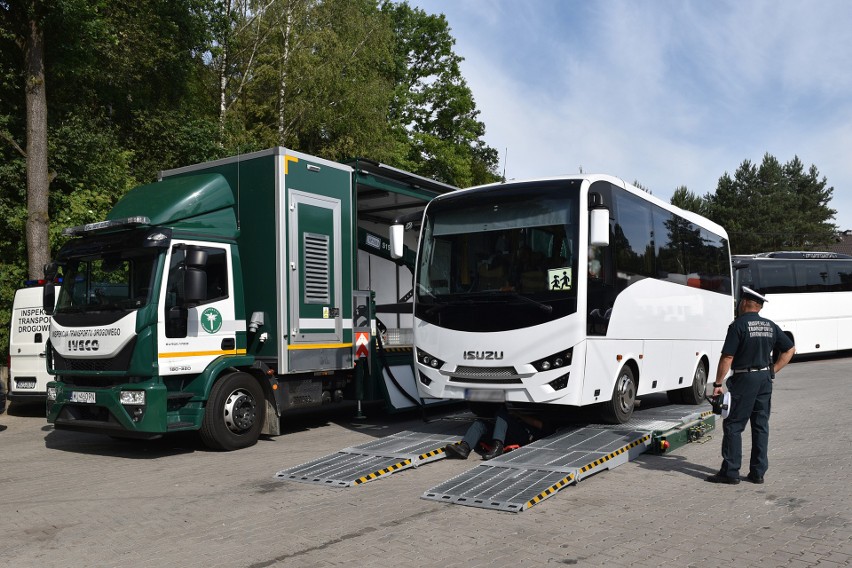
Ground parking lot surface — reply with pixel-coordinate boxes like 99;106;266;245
1;354;850;568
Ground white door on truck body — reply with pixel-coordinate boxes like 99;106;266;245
158;240;243;376
9;286;53;394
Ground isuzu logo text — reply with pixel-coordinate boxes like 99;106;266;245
463;350;504;360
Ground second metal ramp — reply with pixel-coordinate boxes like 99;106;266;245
422;427;652;513
274;430;458;487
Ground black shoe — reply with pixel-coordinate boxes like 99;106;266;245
483;440;504;460
444;441;471;459
705;472;740;485
746;472;764;484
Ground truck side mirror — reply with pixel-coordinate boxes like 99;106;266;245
185;268;207;304
389;224;404;259
43;283;55;316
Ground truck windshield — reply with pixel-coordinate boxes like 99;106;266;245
55;250;158;314
416;180;581;332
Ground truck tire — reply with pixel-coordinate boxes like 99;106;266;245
200;372;264;451
601;365;636;424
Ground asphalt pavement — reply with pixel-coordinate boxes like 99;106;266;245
1;353;850;567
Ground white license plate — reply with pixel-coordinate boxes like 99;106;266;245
16;380;36;389
464;389;505;402
69;391;96;404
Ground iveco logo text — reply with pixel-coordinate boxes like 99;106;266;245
67;339;99;352
463;350;504;360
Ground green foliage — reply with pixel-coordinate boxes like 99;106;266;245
670;186;707;216
700;153;837;254
383;1;500;186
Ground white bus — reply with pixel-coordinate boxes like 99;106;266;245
392;175;733;423
733;251;852;355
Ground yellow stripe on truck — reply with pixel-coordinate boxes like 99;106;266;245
287;343;353;350
159;349;247;358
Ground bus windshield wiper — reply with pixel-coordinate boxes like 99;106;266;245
499;292;553;313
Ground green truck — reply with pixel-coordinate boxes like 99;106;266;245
43;147;453;450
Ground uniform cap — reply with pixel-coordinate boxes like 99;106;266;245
741;286;768;304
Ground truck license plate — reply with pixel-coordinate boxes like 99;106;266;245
69;391;96;404
15;380;36;389
464;389;505;402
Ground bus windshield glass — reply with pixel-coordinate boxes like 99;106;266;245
416;180;581;332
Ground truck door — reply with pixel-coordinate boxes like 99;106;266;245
159;241;240;376
288;190;344;367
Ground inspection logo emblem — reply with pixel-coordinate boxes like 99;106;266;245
201;307;223;334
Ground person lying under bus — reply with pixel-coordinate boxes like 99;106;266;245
443;404;555;460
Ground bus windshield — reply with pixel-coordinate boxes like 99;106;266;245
416;180;581;332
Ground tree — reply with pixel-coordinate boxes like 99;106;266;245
703;153;837;254
383;2;499;187
670;186;707;216
1;0;53;280
216;0;399;161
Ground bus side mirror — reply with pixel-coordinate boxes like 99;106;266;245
43;283;55;316
589;207;610;247
389;224;404;259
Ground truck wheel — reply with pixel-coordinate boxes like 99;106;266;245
601;366;636;424
200;372;264;451
678;361;708;405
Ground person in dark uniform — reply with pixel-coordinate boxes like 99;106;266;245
444;405;553;460
706;286;795;485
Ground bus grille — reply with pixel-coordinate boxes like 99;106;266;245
449;366;522;384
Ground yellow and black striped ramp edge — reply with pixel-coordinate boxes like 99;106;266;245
421;427;652;513
274;430;459;488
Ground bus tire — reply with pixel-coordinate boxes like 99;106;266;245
679;360;708;405
200;372;264;451
601;365;636;424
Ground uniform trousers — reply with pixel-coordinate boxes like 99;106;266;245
462;407;533;449
720;370;773;479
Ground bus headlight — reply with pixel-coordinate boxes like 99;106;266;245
120;390;146;405
532;348;573;372
46;387;57;401
416;348;445;369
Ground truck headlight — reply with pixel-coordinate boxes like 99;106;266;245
47;387;57;401
120;390;146;405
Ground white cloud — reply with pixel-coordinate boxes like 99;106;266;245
411;0;852;229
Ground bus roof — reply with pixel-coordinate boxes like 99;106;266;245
436;174;729;240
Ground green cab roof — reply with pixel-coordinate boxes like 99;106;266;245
108;173;237;237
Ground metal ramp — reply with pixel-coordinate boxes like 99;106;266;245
421;427;652;513
274;430;458;487
420;403;715;513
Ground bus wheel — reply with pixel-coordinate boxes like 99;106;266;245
679;361;708;405
200;372;264;451
602;366;636;424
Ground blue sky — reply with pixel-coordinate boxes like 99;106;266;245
409;0;852;230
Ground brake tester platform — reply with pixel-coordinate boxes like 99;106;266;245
274;403;715;512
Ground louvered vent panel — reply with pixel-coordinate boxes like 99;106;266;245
304;233;330;304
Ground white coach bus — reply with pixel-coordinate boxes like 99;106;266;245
733;251;852;355
391;175;733;423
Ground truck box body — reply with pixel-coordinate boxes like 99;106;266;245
45;148;452;450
